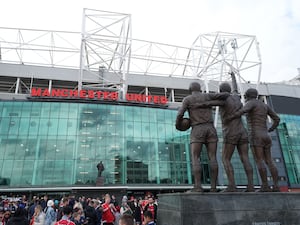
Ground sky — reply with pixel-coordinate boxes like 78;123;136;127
0;0;299;83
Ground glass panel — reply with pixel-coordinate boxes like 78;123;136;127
0;101;195;187
277;115;300;185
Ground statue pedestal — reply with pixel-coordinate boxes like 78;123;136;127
95;177;105;186
158;192;300;225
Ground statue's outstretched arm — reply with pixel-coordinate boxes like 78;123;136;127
230;71;238;94
192;100;225;109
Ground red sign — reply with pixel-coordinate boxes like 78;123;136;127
31;88;168;105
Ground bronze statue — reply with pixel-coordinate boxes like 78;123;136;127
229;88;280;192
176;82;228;192
97;161;105;177
195;72;254;192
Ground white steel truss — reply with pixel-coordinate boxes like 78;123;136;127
79;8;132;98
0;10;262;99
0;27;80;68
185;32;262;94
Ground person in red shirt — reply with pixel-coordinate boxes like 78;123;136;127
141;196;148;211
101;194;116;225
54;206;75;225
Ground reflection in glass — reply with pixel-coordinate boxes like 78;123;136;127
0;100;260;188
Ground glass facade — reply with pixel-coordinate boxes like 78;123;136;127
0;100;259;188
0;101;191;187
277;114;300;185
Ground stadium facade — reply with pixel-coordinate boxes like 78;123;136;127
0;9;300;195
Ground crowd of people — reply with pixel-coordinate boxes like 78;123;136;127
0;193;157;225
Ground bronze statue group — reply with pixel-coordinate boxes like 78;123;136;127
176;72;280;192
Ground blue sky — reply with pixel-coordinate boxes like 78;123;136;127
0;0;299;82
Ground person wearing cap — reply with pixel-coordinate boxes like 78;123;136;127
229;87;280;192
44;200;57;225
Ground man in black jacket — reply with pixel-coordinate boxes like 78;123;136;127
7;208;28;225
85;200;97;225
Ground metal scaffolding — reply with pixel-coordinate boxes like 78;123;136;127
0;9;262;99
79;9;132;99
184;32;262;95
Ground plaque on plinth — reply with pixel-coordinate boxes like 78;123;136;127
96;176;105;186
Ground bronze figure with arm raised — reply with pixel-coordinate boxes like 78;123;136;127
194;72;254;192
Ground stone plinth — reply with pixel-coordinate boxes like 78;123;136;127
157;192;300;225
95;176;105;186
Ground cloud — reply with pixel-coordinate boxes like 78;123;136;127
125;0;300;82
290;0;300;21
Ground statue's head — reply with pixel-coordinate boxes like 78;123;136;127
189;82;201;93
245;88;258;100
219;82;231;93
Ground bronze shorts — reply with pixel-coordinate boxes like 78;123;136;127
223;131;249;145
190;123;218;143
250;132;272;148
